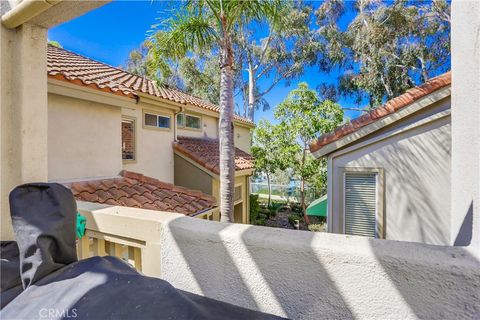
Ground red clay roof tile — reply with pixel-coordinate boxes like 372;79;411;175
65;170;216;216
310;72;451;153
47;44;253;125
173;137;255;175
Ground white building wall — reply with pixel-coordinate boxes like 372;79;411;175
328;99;451;245
451;0;480;249
234;125;252;153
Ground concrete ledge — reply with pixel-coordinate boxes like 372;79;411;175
79;202;480;319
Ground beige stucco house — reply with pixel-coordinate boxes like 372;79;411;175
47;44;255;221
311;72;452;245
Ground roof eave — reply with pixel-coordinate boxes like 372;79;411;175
311;86;451;159
173;148;255;178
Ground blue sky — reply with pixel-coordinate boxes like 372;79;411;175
48;1;362;123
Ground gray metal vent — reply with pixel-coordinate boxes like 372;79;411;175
344;173;377;238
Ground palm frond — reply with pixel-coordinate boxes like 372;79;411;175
155;12;219;59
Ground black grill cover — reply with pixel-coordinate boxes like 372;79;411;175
1;183;284;320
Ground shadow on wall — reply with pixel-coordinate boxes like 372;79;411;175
163;216;480;319
164;217;354;319
349;118;451;245
367;234;480;319
454;202;473;246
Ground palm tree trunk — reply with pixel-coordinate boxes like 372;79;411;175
219;18;235;222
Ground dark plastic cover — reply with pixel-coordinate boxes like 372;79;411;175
1;183;284;319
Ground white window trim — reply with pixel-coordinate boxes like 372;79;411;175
143;109;171;131
177;112;202;131
122;116;136;163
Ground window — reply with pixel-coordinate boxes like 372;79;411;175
144;112;170;129
176;113;185;127
177;113;201;130
185;114;201;129
344;172;378;238
122;118;135;161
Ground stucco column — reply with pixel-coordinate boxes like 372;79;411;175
1;22;48;240
451;0;480;250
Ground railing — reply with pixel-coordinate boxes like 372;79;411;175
75;200;480;319
76;201;165;278
76;230;143;271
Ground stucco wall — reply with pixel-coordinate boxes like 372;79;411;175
234;125;251;153
78;203;480;320
174;154;213;195
177;113;252;154
451;0;480;250
157;212;480;319
328;98;451;245
122;103;175;183
48;93;122;181
1;23;48;240
212;175;249;223
177;113;218;139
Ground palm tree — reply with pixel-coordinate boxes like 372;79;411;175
153;0;279;222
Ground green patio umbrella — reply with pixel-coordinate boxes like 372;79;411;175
306;194;327;217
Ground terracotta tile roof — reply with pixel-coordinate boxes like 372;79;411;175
310;72;451;153
63;170;216;216
173;137;255;175
47;44;253;125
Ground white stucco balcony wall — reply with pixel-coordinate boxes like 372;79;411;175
79;203;480;320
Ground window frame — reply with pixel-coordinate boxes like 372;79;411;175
121;116;137;163
176;113;185;128
176;112;202;131
340;167;385;239
142;109;172;131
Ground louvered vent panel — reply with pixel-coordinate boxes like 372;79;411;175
344;173;377;238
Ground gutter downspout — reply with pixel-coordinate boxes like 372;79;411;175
174;107;185;142
1;0;62;29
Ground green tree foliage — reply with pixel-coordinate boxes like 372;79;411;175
150;0;279;222
275;82;344;222
252;119;296;207
125;41;151;78
316;0;450;108
237;2;319;121
48;40;62;48
125;1;316;122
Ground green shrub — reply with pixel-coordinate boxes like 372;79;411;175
255;218;266;226
290;203;303;214
249;194;260;222
269;201;283;211
287;214;302;227
308;223;326;232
